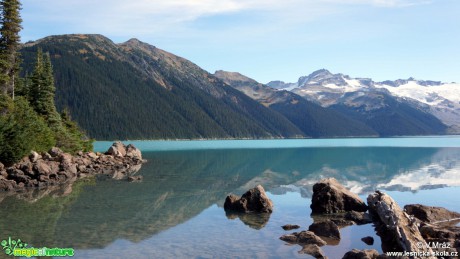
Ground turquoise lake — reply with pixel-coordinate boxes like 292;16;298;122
2;137;460;258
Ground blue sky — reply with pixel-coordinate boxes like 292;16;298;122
21;0;459;84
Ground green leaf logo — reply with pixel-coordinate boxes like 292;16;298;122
1;237;27;256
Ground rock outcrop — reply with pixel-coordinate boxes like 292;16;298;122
404;204;460;224
224;185;273;213
404;204;460;257
0;142;145;192
311;178;367;214
367;191;435;258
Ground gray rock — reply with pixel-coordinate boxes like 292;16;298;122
29;151;41;163
367;191;435;257
311;178;367;214
282;224;300;230
224;185;273;213
361;236;374;245
107;141;126;157
280;231;327;246
48;147;64;157
299;244;327;258
126;144;142;160
87;152;98;159
404;204;460;223
308;221;341;240
342;249;379;259
33;160;52;175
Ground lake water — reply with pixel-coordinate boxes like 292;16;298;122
2;137;460;258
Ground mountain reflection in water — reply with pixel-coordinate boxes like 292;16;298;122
1;146;460;253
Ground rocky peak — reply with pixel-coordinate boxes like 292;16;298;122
298;69;347;87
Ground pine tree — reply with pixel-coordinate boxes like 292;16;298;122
29;48;43;110
0;0;22;98
29;49;59;123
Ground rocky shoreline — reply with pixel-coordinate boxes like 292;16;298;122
225;178;460;259
0;142;145;192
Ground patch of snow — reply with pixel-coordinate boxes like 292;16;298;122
376;82;460;105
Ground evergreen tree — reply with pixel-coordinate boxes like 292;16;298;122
0;0;22;98
29;50;60;124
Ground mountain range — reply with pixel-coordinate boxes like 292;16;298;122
268;69;458;135
19;34;454;140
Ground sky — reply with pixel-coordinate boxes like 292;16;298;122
21;0;460;84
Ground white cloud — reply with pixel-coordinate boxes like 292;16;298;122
21;0;433;41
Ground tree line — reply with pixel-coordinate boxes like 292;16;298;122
0;0;92;165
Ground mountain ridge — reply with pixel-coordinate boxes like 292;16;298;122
20;34;305;140
268;69;454;134
19;35;451;139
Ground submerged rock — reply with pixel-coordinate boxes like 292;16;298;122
361;236;374;245
308;221;341;240
299;244;327;258
224;185;273;213
311;178;367;214
342;249;380;259
282;224;300;230
279;231;327;246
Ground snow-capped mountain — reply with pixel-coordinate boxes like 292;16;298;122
268;69;460;133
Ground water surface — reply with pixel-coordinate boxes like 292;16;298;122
2;137;460;258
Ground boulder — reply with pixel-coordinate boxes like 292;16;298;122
311;178;367;214
282;224;300;230
404;204;460;223
224;185;273;213
0;178;16;191
126;144;142;160
308;221;341;240
299;244;327;258
0;162;4;171
33;160;52;175
59;153;73;163
48;147;64;157
361;236;374;245
86;152;98;159
29;151;41;163
418;222;460;257
367;191;435;257
342;249;379;259
106;141;126;157
280;231;327;246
